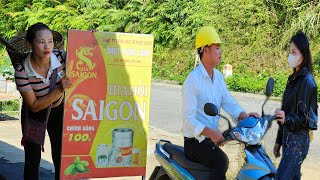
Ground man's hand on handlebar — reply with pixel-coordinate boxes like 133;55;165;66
238;111;260;120
247;112;260;118
209;129;225;145
201;127;225;146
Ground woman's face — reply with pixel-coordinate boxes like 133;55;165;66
289;42;301;56
288;42;303;69
30;29;54;59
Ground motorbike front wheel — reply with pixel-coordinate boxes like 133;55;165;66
149;166;171;180
259;174;275;180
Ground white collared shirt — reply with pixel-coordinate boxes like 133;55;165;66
182;62;244;142
23;52;62;83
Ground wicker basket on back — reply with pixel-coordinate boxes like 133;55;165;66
3;30;64;68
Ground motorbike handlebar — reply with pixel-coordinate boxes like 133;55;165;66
270;115;277;120
216;129;233;147
215;114;278;146
268;114;282;125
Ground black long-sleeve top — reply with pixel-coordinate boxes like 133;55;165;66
276;67;318;145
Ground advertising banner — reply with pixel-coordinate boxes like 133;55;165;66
60;30;153;179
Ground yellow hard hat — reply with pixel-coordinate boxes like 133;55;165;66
195;26;222;49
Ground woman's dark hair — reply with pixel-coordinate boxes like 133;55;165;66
290;30;313;74
26;22;51;44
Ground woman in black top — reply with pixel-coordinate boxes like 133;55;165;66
274;31;318;180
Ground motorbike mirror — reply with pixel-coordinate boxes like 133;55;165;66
204;103;232;130
262;77;275;116
204;103;219;116
266;78;274;97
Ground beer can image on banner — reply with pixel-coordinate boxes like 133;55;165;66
110;128;134;167
95;128;135;167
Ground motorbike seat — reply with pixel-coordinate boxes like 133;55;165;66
163;142;211;171
161;142;223;179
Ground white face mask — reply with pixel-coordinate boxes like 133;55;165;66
288;54;302;68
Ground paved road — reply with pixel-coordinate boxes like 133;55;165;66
149;83;183;134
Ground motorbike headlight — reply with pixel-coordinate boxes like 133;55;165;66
240;122;265;145
263;119;268;130
233;131;244;142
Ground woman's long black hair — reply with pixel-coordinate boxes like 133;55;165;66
290;30;313;74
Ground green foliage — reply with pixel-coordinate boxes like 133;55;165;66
0;99;20;111
0;49;14;80
225;73;266;94
316;79;320;101
152;47;194;84
225;70;289;98
1;0;320;98
271;71;290;97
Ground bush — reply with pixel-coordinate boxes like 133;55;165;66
225;71;289;97
0;100;20;112
1;0;320;101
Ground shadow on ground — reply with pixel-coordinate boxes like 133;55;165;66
0;114;19;121
0;141;54;180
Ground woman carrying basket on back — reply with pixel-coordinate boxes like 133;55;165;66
14;22;72;180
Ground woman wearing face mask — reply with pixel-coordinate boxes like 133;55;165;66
273;31;318;179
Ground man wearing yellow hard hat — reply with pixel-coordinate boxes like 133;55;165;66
182;26;259;179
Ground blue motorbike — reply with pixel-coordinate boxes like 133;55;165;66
150;78;277;180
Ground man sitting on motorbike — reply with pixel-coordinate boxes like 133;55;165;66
182;26;259;179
